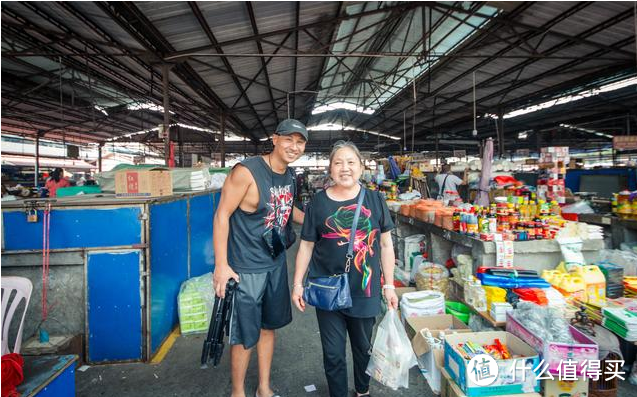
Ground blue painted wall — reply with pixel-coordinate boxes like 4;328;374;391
87;251;142;363
3;207;142;250
149;199;189;354
189;193;215;277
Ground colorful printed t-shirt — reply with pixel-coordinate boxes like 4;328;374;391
301;187;395;317
228;156;295;273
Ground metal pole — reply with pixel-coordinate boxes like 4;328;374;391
220;113;226;167
35;131;41;188
497;109;505;158
98;143;103;172
162;64;171;166
178;124;184;167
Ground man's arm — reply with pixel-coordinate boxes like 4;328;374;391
292;206;304;224
212;165;252;297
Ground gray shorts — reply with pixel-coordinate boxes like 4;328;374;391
228;264;292;349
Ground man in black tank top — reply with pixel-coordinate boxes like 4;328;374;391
213;119;308;397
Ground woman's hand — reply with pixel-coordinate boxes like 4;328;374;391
292;284;306;312
383;288;399;310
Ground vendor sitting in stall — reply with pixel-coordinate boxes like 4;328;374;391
45;168;71;198
435;164;467;205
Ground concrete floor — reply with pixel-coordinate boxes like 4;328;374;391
76;234;432;397
76;231;636;397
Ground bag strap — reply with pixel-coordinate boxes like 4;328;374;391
438;174;449;199
345;186;366;273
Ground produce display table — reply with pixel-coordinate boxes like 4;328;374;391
392;212;603;272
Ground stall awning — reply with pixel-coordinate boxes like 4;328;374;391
1;154;96;171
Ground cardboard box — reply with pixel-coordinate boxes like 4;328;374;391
405;314;471;341
543;378;589;397
441;368;541;397
115;167;172;197
444;331;541;396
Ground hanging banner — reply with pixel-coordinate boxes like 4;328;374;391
613;136;637;151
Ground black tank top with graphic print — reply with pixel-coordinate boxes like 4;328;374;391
227;156;294;273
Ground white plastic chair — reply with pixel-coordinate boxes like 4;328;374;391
2;276;33;355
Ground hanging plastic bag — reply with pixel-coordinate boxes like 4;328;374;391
557;237;585;272
178;272;215;335
366;309;417;390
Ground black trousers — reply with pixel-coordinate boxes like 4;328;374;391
316;309;376;397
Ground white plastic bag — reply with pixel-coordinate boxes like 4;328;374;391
366;309;417;390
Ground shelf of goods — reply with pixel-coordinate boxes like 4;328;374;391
392;212;603;273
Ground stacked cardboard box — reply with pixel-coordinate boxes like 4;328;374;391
538;147;568;204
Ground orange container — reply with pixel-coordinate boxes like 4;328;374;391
420;199;443;208
409;205;417;218
434;207;455;227
400;204;411;216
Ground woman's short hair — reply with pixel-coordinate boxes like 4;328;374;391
328;140;364;167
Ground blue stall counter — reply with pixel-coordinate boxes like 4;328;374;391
18;354;78;397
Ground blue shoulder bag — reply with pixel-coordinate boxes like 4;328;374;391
303;187;366;311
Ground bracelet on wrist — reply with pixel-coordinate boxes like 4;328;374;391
382;284;395;290
293;283;304;288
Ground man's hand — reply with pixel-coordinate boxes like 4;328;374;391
291;285;305;312
383;288;399;310
213;264;239;298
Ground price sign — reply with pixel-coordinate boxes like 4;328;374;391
613;136;637;150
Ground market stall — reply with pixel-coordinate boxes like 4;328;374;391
1;191;219;364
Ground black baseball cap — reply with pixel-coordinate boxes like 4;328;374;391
274;119;308;141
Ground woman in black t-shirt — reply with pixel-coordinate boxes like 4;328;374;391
293;141;398;397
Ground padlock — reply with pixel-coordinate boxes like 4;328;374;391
27;209;38;223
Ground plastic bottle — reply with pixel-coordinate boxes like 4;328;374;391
550;200;561;217
452;211;460;232
459;210;467;234
488;212;497;234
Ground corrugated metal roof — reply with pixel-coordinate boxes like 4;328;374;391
2;1;636;155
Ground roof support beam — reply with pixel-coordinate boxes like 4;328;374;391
188;1;264;132
166;2;420;60
246;2;279;128
97;1;257;138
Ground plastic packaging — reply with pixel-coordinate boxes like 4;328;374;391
366;310;417;390
399;290;445;318
403;234;426;272
510;301;574;344
556;237;585;272
178;272;214;335
600;248;637;277
414;263;449;295
561;201;594;214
